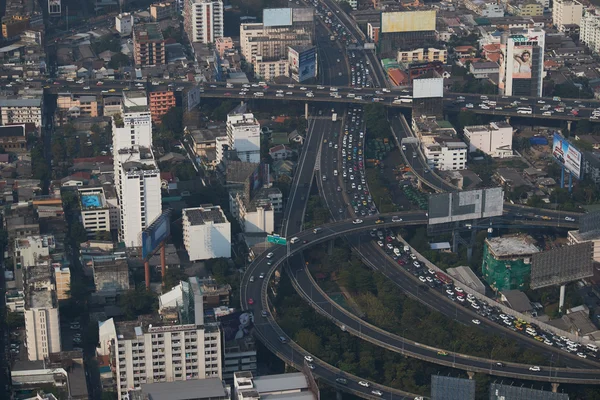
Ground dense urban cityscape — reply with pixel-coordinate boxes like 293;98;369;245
1;0;600;398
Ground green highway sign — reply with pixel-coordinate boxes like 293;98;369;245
267;235;287;245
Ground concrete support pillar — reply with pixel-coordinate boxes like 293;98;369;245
467;371;475;380
144;261;150;289
160;242;166;286
336;391;343;400
552;383;560;393
505;116;510;124
567;120;573;133
305;103;309;120
328;240;334;255
559;284;566;313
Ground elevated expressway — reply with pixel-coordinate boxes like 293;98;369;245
242;214;600;385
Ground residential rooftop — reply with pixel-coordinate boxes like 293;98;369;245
134;23;164;42
184;206;227;225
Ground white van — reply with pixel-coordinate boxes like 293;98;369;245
526;327;537;336
334;170;338;176
290;237;299;244
586;343;598;352
393;248;401;256
254;92;264;97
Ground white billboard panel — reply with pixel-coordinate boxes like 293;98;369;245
381;10;436;33
428;188;504;225
292;7;314;23
413;77;443;99
264;8;293;27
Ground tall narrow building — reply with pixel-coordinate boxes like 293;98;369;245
183;0;224;43
226;104;261;163
112;91;161;247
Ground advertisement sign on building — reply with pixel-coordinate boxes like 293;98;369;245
428;188;504;225
220;311;254;342
380;10;436;33
141;211;171;259
48;0;61;14
413;77;443;99
288;46;317;82
511;45;533;79
292;7;314;23
263;8;293;27
185;85;201;111
552;132;582;179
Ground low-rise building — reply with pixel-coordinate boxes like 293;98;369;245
397;47;447;64
1;15;29;39
53;266;70;301
150;1;176;21
215;36;234;57
92;258;130;294
133;379;230;400
469;61;500;79
508;1;544;16
253;58;289;82
421;136;467;171
268;144;294;160
568;229;600;262
0;125;27;153
57;93;99;118
233;371;317;399
182;205;231;262
115;13;134;36
463;121;513;158
0;96;43;133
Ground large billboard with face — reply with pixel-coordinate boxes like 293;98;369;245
552;133;582;179
512;46;532;79
498;44;506;91
381;10;436;33
220;311;254;342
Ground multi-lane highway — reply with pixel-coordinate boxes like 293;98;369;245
242;214;600;384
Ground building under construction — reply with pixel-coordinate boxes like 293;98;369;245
481;234;540;292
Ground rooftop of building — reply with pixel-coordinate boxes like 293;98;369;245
226;160;259;184
27;289;55;309
79;191;107;210
134;23;164;42
189;126;226;143
254;372;309;394
92;258;128;273
501;289;533;313
0;97;42;107
465;121;512;133
184;205;227;225
0;125;25;137
114;314;217;340
137;378;228;400
486;235;539;257
569;229;600;242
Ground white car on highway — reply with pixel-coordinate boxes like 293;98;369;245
529;366;541;372
352;219;363;224
358;381;370;388
304;355;314;362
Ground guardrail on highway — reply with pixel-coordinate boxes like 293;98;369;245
394;234;597;347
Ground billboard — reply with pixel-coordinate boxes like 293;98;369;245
580;210;600;234
292;7;314;23
220;311;254;342
512;45;532;79
413;77;443;99
490;383;569;400
289;46;317;82
498;44;506;90
141;210;171;259
185;85;201;112
264;8;293;27
381;10;436;33
428;188;504;225
431;375;475;400
552;133;582;179
530;242;593;289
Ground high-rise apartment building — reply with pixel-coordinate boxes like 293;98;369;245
499;29;545;97
552;0;583;30
0;97;43;132
133;23;166;66
78;187;112;236
581;10;600;54
24;265;61;361
98;277;222;400
182;205;231;261
115;13;134;36
226;104;260;163
115;146;162;247
183;0;223;43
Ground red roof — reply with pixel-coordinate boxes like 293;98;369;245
161;172;175;183
73;156;112;165
273;116;290;123
71;171;91;180
388;68;408;86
